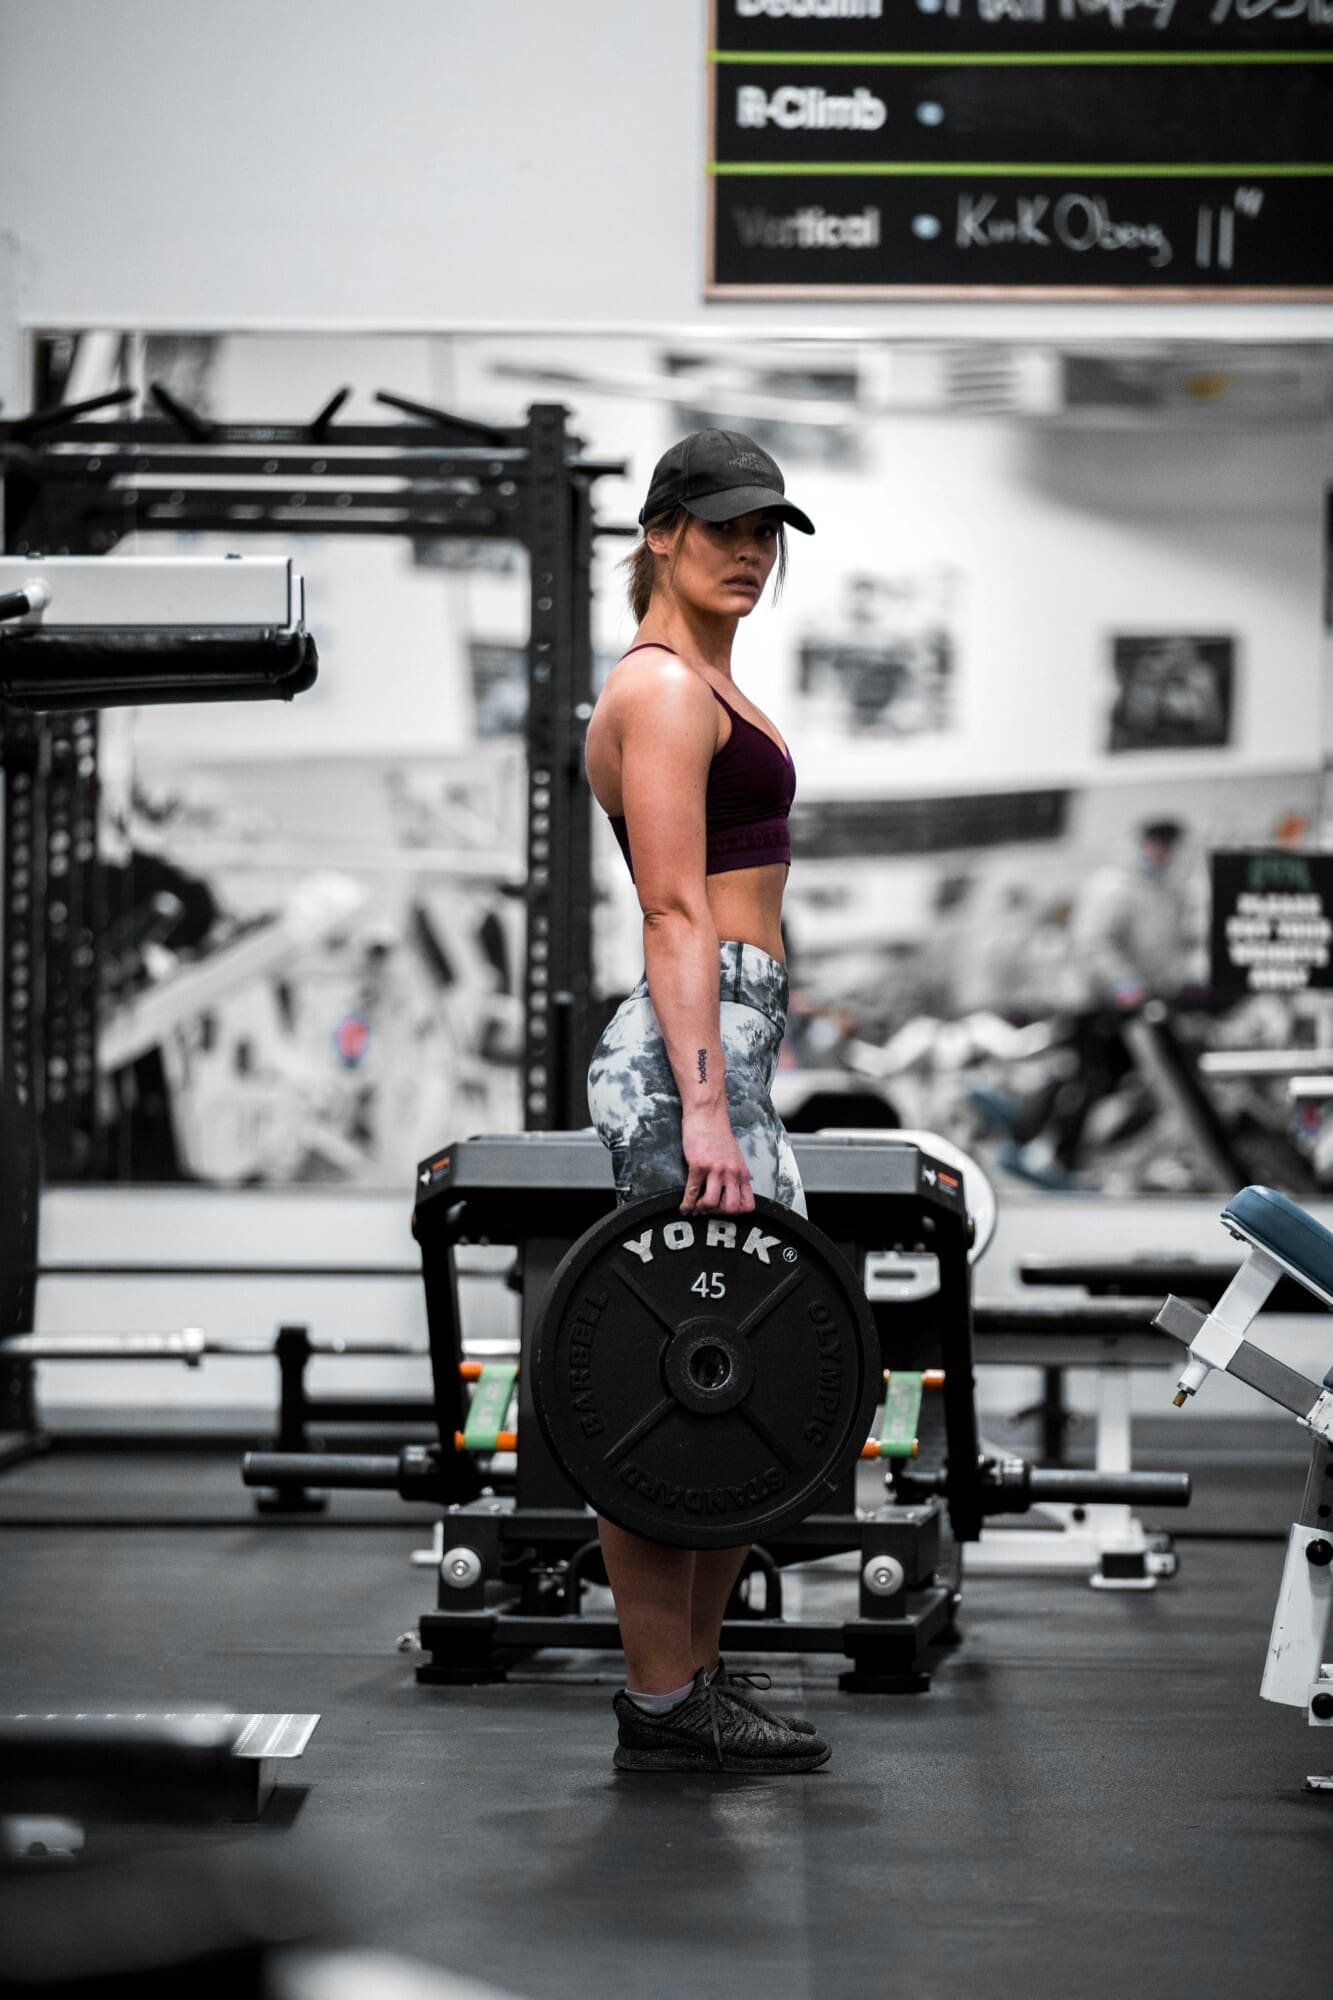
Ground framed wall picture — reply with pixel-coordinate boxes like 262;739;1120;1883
1108;634;1235;753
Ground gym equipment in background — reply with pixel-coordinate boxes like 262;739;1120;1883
0;388;624;1474
1011;1238;1333;1585
0;1723;502;2000
0;554;317;709
873;1124;1179;1591
245;1130;1192;1690
962;1292;1186;1591
0;388;624;1152
0;556;326;1876
1124;1003;1319;1196
1;1316;437;1515
1156;1183;1333;1790
0;1711;318;1824
0;549;320;1468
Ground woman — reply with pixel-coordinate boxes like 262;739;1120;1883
584;429;830;1774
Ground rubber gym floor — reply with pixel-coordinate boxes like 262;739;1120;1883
1;1413;1328;2000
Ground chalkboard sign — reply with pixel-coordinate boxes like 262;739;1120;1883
1210;849;1333;998
707;1;1333;297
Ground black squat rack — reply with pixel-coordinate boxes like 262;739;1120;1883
0;379;626;1467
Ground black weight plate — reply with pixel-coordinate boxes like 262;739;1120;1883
532;1192;881;1550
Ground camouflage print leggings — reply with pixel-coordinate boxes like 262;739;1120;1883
587;939;807;1216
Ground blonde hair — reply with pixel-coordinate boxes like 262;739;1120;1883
622;510;788;625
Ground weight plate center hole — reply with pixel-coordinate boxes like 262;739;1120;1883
688;1343;732;1392
664;1318;754;1416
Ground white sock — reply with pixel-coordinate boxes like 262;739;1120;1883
626;1678;695;1713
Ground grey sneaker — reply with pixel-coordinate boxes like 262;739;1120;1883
714;1659;816;1736
613;1669;830;1774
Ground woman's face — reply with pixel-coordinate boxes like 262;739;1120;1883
651;510;781;619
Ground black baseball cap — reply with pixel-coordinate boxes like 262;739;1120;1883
638;429;815;535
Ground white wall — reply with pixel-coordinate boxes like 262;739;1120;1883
736;414;1327;800
108;331;1330;784
2;0;1333;343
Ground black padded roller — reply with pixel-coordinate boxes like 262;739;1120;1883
242;1450;399;1490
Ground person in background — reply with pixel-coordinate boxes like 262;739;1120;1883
1039;818;1190;1180
1067;819;1188;1015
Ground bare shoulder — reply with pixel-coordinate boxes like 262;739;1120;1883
601;649;716;737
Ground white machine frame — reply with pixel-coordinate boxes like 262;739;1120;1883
1157;1207;1333;1791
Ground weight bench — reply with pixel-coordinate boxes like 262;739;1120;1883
1155;1185;1333;1790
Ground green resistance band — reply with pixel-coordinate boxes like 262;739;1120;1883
462;1363;518;1453
876;1371;924;1461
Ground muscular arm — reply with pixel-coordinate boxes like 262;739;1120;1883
617;660;753;1212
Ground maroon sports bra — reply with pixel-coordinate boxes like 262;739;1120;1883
605;642;796;881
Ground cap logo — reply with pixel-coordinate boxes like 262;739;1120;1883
730;452;768;473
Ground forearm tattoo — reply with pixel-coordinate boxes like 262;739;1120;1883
696;1048;708;1085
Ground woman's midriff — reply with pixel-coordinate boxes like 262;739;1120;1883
705;861;788;964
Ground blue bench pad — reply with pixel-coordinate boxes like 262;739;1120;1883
1221;1185;1333;1307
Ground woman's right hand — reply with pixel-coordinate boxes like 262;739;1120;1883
679;1108;754;1215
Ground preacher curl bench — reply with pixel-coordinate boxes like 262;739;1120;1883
1156;1183;1333;1789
